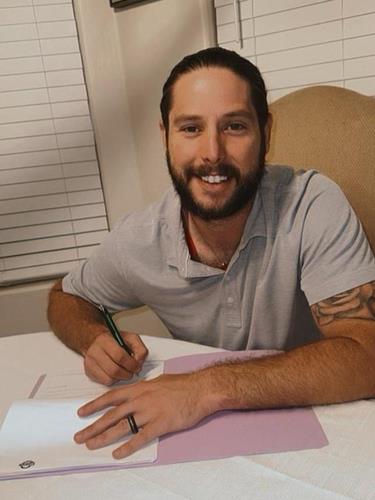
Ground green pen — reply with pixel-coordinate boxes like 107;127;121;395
98;304;133;356
98;304;139;434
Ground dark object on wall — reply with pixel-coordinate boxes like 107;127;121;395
109;0;156;9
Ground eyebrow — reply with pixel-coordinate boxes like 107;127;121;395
223;110;255;120
172;110;255;126
172;115;202;126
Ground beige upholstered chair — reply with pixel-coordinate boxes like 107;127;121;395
267;85;375;251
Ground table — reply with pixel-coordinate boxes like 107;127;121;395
1;332;375;500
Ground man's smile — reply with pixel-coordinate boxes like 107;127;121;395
191;174;235;196
200;174;228;184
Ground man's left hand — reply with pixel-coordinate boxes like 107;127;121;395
74;372;214;459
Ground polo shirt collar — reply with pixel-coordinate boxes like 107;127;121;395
164;186;267;279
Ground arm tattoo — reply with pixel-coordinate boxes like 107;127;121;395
312;281;375;326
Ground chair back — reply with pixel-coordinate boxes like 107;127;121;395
267;85;375;250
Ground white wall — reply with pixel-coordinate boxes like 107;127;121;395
0;0;216;337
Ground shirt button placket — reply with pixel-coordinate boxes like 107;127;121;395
223;274;242;327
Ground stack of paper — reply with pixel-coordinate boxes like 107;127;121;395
0;399;157;480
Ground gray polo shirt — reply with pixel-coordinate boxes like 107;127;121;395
63;165;375;351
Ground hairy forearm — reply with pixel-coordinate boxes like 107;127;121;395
203;324;375;413
47;279;107;355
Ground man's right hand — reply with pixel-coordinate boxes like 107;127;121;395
47;279;148;385
83;329;149;386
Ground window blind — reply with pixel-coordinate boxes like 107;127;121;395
0;0;109;286
215;0;375;101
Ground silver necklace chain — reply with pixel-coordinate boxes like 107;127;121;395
184;211;229;270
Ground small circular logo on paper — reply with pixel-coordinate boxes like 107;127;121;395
19;460;35;469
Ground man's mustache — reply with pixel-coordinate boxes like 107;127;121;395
184;163;240;181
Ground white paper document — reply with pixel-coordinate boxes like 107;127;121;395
0;361;164;480
33;360;163;400
0;399;157;479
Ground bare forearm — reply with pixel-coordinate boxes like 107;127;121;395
204;326;375;413
47;279;107;355
71;281;375;459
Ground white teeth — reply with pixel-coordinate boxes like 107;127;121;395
201;175;228;184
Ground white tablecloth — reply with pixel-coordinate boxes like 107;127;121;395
1;332;374;500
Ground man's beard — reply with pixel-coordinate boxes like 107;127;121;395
166;148;265;221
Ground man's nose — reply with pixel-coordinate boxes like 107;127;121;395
200;130;224;165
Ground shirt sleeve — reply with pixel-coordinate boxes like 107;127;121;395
62;217;143;312
299;174;375;305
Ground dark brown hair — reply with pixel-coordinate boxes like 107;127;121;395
160;47;268;133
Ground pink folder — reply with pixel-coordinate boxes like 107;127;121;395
156;350;328;465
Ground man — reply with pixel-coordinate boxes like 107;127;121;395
48;47;375;460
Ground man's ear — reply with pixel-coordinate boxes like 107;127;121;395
159;120;167;149
264;113;273;154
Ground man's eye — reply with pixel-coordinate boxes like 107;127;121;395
181;125;200;134
226;122;246;132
